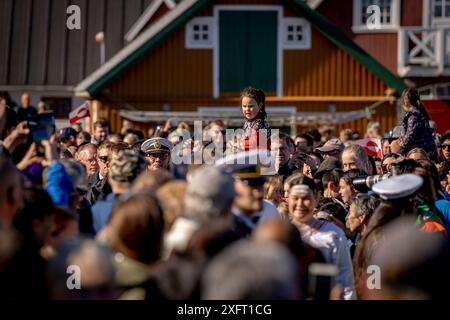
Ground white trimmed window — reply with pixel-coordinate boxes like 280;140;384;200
281;18;311;49
185;17;214;49
352;0;400;33
432;0;450;25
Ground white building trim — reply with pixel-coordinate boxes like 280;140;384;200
125;0;177;43
352;0;401;33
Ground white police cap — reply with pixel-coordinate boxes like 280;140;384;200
141;137;174;155
215;150;274;180
372;174;423;200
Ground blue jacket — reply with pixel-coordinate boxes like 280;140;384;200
435;199;450;231
91;192;118;233
46;162;73;208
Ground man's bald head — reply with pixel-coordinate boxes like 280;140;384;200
77;143;98;176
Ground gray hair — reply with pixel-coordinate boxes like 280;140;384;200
343;144;370;174
60;159;87;192
202;240;299;299
185;166;235;222
352;193;380;218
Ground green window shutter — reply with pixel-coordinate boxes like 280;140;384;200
219;11;277;94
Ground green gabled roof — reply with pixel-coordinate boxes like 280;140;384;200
75;0;406;98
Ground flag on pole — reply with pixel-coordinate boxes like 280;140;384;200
353;138;383;159
69;102;90;124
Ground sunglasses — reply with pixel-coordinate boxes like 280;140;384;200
441;144;450;150
97;156;109;163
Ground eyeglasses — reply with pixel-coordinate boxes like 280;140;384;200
441;144;450;150
97;155;109;163
83;157;97;165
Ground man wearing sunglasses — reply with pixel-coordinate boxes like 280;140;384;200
85;141;113;204
440;133;450;162
141;137;173;171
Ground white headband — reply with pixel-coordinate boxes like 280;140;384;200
290;184;313;197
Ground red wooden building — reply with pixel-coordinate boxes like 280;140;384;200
73;0;416;134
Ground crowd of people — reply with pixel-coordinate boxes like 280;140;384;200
1;87;450;300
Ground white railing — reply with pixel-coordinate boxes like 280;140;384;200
398;27;450;77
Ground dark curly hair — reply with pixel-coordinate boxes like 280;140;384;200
240;87;267;119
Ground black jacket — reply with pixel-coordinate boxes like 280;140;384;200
85;171;111;205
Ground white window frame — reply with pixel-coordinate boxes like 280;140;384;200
352;0;401;33
281;18;311;49
185;17;214;49
424;0;450;27
212;5;284;98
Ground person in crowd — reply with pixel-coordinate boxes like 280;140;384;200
85;141;113;205
91;149;146;233
71;122;83;133
362;216;450;299
16;92;37;123
294;133;314;153
354;174;424;296
46;238;117;299
339;129;353;144
141;137;173;171
381;138;391;156
0;155;24;227
341;144;371;174
123;133;139;147
407;147;430;162
239;87;271;151
108;134;123;144
346;194;380;256
156;181;187;233
57;127;78;149
37;101;47;114
12;186;55;295
76;131;91;147
100;192;165;300
315;139;345;161
58;158;93;235
202;240;299;299
366;121;383;140
288;175;355;300
398;88;436;159
120;119;135;136
273;133;296;180
318;126;335;144
132;169;172;194
264;176;284;208
91;119;110;145
439;133;450;163
381;153;401;174
41;206;79;260
339;169;365;207
77;143;98;177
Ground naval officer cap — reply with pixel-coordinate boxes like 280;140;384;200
372;174;423;200
141;137;174;156
215;150;274;185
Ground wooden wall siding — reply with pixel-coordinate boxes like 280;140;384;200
317;0;399;75
352;34;398;75
401;0;423;26
109;26;213;98
109;0;388;99
284;32;389;96
0;0;150;86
